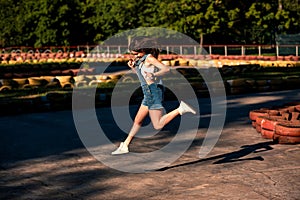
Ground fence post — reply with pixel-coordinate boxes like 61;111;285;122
258;46;261;56
224;46;227;56
241;46;244;56
296;45;298;57
276;45;279;57
107;46;110;54
180;46;183;55
194;46;197;55
209;45;212;55
166;46;169;55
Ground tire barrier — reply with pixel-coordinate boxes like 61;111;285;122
0;85;12;91
0;75;299;95
73;74;119;87
109;74;122;81
275;121;300;137
0;79;18;88
268;78;284;91
28;77;49;88
0;75;75;91
273;134;300;144
274;121;300;144
73;75;89;87
44;91;72;110
121;74;137;83
177;58;189;66
46;92;67;103
55;76;74;89
28;76;67;89
249;102;300;144
0;74;119;92
249;109;277;122
261;129;274;140
256;80;271;92
226;78;249;94
1;61;300;92
0;78;31;90
250;109;279;134
221;64;261;76
260;116;286;139
225;75;300;95
40;76;61;89
88;80;99;87
176;68;200;78
13;78;30;87
220;64;300;92
284;77;300;89
225;78;280;94
255;116;267;133
254;113;282;134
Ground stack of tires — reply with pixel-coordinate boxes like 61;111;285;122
226;78;249;94
249;102;300;144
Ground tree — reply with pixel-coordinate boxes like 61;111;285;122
244;0;299;44
0;0;24;46
0;0;299;47
29;0;84;47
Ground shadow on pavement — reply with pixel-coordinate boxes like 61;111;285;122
156;141;274;171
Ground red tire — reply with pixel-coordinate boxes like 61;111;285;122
275;122;300;137
273;133;300;144
291;112;300;121
255;116;268;133
255;116;268;127
256;124;262;133
281;112;291;120
261;129;274;139
249;110;269;121
268;109;280;116
278;108;289;115
252;121;256;128
284;106;296;113
295;105;300;112
261;116;286;131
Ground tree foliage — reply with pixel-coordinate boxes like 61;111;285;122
0;0;299;47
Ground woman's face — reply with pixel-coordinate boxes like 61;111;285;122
131;50;145;59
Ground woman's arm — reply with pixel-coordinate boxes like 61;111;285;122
146;54;170;77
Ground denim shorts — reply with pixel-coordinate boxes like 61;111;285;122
141;83;164;110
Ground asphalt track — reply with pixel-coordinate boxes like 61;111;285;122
0;89;299;200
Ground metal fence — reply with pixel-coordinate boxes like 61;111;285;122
2;44;299;56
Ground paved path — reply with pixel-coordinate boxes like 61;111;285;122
0;89;300;200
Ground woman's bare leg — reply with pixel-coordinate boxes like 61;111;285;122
123;101;195;146
149;108;180;130
123;104;149;146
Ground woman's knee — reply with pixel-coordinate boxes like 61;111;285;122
152;123;163;130
133;119;143;126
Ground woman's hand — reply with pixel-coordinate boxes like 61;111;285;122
127;59;135;70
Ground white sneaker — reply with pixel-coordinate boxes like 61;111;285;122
111;142;129;155
178;101;196;115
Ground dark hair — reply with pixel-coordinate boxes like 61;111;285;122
129;36;160;58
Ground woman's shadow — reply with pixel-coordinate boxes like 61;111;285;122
157;141;274;171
